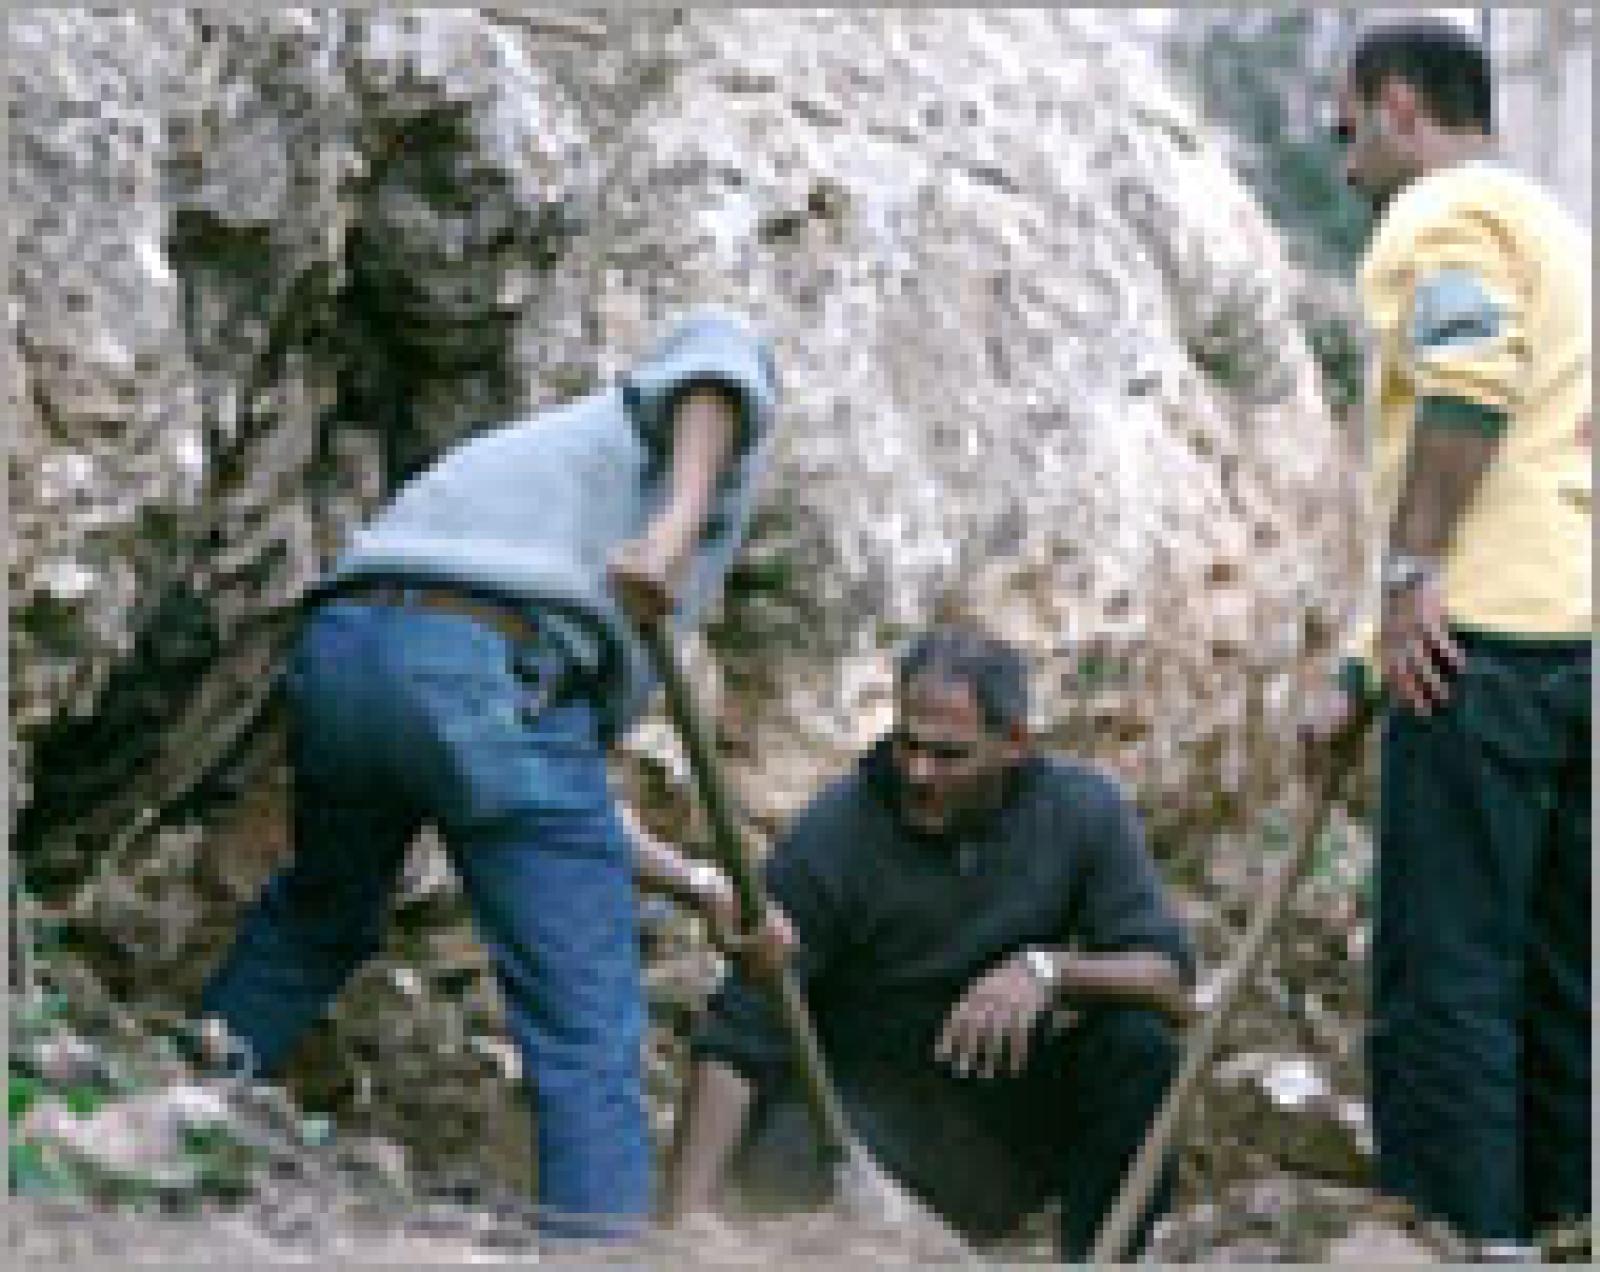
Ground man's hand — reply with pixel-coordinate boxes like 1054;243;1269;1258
688;866;798;980
608;534;682;627
1379;574;1464;715
935;954;1056;1080
1300;683;1358;749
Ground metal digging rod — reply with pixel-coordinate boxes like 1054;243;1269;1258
1089;700;1376;1264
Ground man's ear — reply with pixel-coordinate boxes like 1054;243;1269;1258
1379;75;1420;135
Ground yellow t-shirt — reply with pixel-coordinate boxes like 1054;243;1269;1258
1347;158;1592;678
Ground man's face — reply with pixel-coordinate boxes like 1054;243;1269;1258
1334;76;1414;212
890;675;1022;837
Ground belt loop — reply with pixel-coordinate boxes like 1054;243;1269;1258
512;641;568;726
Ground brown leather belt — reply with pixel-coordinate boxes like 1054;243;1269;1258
337;582;541;647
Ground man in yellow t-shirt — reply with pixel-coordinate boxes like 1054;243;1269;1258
1313;18;1592;1254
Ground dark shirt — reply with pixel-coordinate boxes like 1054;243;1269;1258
692;740;1194;1088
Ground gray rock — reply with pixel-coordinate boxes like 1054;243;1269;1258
11;10;1364;845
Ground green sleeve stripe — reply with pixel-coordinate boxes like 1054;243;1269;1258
1418;394;1509;437
1336;656;1388;708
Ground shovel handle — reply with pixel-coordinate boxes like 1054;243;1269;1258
636;618;855;1163
1088;700;1377;1263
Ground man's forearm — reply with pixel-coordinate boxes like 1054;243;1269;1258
1388;396;1505;561
662;1057;757;1220
617;801;718;906
1049;949;1190;1022
646;385;739;570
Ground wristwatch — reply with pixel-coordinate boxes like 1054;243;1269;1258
684;861;726;905
1381;553;1440;596
1022;947;1063;990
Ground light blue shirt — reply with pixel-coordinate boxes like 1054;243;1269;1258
322;309;780;742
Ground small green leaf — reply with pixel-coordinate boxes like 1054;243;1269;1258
181;1123;235;1156
63;1086;105;1118
9;1076;42;1124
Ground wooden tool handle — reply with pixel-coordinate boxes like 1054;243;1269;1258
636;619;856;1163
1089;700;1377;1263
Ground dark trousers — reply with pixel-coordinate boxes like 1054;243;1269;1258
1370;631;1591;1242
732;1005;1180;1259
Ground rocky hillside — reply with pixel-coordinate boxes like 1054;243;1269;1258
10;8;1366;844
9;8;1409;1262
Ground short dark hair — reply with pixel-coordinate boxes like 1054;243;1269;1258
1350;19;1493;132
897;623;1029;735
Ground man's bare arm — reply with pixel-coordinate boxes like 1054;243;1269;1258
619;805;799;982
937;946;1190;1080
651;384;740;569
616;801;724;909
1389;398;1504;560
608;385;739;625
1380;397;1506;712
1049;948;1191;1022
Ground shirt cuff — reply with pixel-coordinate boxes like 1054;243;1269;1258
1336;656;1380;707
1417;393;1509;438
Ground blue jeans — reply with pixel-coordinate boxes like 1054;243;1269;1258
200;599;648;1233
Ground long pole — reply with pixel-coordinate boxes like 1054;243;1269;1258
636;618;855;1165
1089;701;1375;1263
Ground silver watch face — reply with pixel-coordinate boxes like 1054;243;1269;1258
1382;556;1437;592
1025;948;1056;984
687;863;722;897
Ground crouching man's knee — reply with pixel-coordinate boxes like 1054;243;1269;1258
1072;1005;1180;1085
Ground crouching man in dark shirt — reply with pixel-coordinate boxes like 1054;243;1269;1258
663;623;1195;1259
